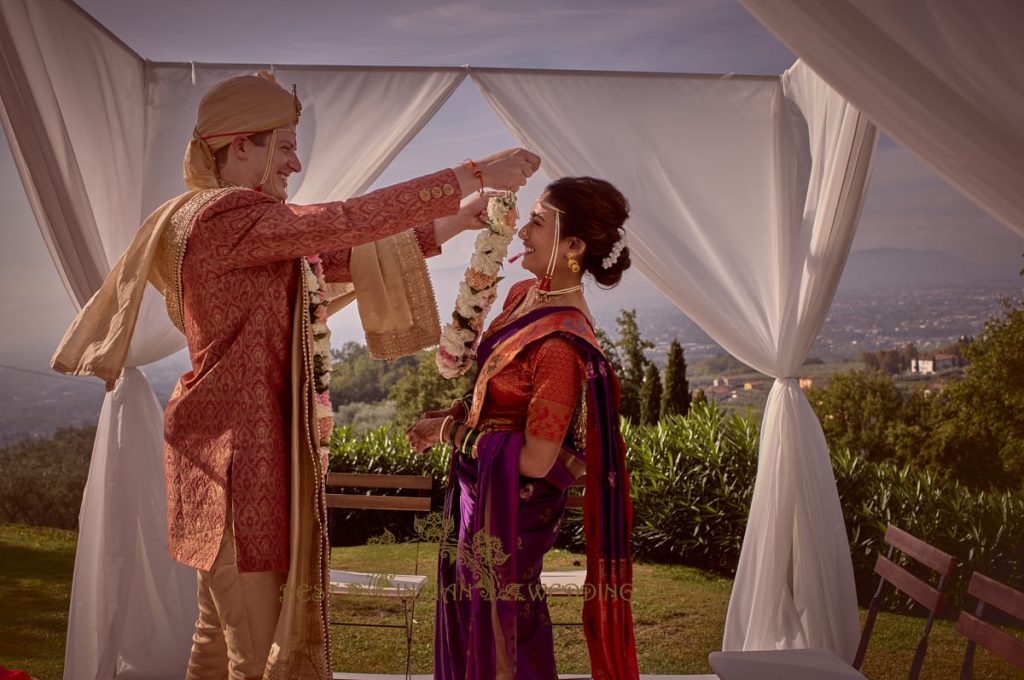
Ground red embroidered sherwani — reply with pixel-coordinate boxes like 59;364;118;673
165;169;459;572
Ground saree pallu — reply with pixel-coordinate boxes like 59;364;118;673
435;306;639;680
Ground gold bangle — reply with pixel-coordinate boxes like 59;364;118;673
439;415;454;445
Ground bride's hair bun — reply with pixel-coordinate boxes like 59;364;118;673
544;177;631;288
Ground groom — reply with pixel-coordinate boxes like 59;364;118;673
52;71;539;679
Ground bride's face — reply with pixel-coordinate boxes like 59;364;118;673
517;196;563;276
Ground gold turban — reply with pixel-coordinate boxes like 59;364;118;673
184;70;301;190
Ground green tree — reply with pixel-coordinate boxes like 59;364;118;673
329;341;416;405
594;326;623;376
926;295;1024;488
615;309;653;422
660;338;691;419
639;362;662;425
389;349;475;425
807;370;929;468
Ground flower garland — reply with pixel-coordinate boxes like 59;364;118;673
304;254;333;473
436;193;518;379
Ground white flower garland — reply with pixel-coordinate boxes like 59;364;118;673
436;193;518;379
602;230;628;269
304;255;333;473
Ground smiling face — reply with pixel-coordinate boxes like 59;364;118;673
255;125;301;200
221;124;301;200
517;198;560;277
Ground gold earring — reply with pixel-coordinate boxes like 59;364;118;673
566;251;581;273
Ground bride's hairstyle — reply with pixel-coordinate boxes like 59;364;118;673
544;177;631;288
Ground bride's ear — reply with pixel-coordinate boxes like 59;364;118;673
568;237;585;258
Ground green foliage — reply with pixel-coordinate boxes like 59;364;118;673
329;341;417;405
594;326;623;376
329;404;1024;618
808;370;930;469
691;353;758;377
615;309;653;422
620;403;759;572
661;338;691;419
811;289;1024;490
389;349;475;425
333;400;397;434
639;362;662;426
925;297;1024;488
832;446;1024;615
0;427;95;529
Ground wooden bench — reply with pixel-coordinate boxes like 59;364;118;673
325;473;433;680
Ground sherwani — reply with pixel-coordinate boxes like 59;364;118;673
164;169;459;573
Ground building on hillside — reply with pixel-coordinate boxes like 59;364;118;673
911;353;958;374
799;378;814;390
713;377;732;388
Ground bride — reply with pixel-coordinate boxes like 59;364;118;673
407;176;640;679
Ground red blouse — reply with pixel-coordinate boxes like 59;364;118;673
476;280;586;445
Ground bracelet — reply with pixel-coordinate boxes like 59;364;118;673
449;420;464;449
439;415;454;445
464;158;485;195
465;428;482;459
449;397;470;421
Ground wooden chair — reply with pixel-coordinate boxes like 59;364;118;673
325;473;433;680
710;524;954;680
956;572;1024;678
853;524;956;678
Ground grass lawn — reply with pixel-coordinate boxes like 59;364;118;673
2;523;1022;679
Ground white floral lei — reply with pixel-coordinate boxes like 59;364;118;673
303;255;333;472
436;193;517;379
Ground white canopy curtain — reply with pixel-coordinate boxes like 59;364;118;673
473;62;877;659
0;1;465;677
741;0;1024;237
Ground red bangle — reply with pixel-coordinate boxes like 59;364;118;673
465;158;485;194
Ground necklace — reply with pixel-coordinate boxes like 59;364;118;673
537;283;582;301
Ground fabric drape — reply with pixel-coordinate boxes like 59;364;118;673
0;2;465;677
473;61;877;660
741;0;1024;236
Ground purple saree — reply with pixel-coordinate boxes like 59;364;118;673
434;306;639;680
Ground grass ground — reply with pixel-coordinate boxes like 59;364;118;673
2;523;1021;679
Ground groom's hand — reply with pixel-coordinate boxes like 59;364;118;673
453;148;540;194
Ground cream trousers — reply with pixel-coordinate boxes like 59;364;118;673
185;518;287;680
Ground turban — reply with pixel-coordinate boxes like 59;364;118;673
184;70;301;190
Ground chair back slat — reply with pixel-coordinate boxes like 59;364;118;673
968;572;1024;621
885;525;956;578
874;554;944;613
957;611;1024;669
326;472;432;490
326;494;431;512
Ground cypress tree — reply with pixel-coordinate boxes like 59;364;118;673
660;338;691;419
639;362;663;426
616;309;653;422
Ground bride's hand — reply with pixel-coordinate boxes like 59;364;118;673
405;416;447;454
433;191;505;244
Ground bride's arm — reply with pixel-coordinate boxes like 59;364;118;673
519;337;586;478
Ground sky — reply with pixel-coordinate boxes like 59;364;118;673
1;0;1021;366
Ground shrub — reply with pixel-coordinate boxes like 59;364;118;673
328;403;1024;617
0;427;95;529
